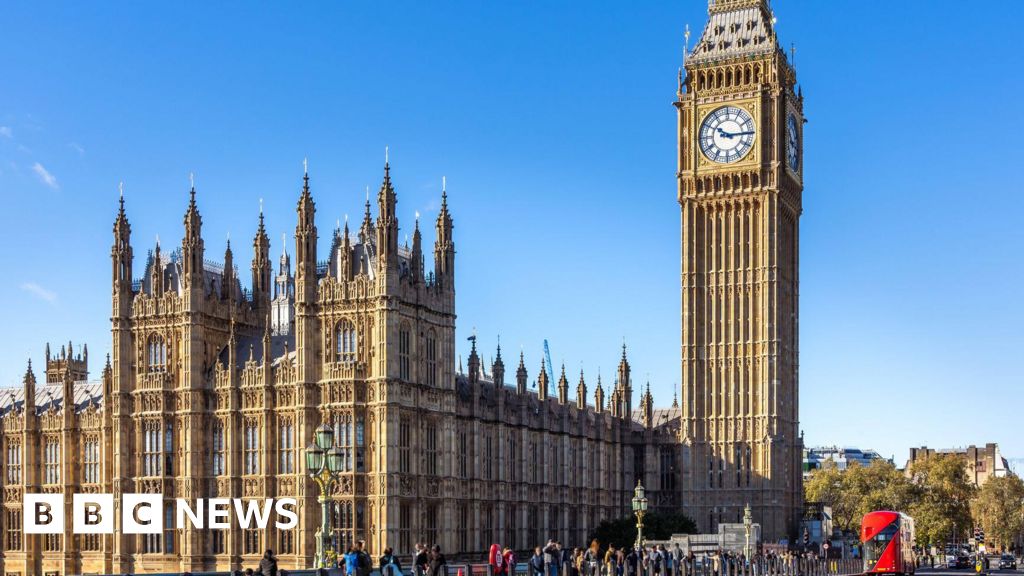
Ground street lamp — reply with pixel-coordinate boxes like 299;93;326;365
743;503;753;560
632;480;648;549
306;423;344;568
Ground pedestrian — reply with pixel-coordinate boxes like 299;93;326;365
258;549;279;576
532;547;547;576
624;547;638;576
415;543;430;576
428;544;448;576
585;540;601;576
505;547;518;576
561;542;574;576
381;546;403;576
356;540;372;576
344;545;360;576
545;540;560;576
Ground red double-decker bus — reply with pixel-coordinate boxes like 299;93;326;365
861;511;916;576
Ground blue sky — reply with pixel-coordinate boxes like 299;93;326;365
1;1;1023;463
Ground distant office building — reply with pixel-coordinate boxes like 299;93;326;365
907;444;1010;487
803;447;890;478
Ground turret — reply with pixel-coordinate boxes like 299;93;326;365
576;371;587;411
23;359;36;416
557;364;569;405
641;382;654;429
338;218;353;281
111;184;133;317
492;341;505;388
251;206;272;313
537;358;549;400
295;166;317;305
515;352;527;394
434;178;455;291
150;239;164;297
410;213;423;283
594;375;605;413
181;180;204;294
467;336;480;386
221;238;235;301
618;343;633;416
375;153;399;276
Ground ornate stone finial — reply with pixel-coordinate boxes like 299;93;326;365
303;156;308;176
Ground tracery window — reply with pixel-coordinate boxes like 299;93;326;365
398;324;411;380
5;509;21;551
244;419;260;475
334;320;357;363
399;417;411;474
43;438;60;484
244;527;261;555
83;437;100;484
213;420;225;475
6;441;21;484
279;417;294;474
147;334;167;372
425;329;437;386
333;501;354;553
424;421;438;476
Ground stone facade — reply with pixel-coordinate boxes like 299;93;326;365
675;0;804;540
0;1;807;572
907;444;1011;488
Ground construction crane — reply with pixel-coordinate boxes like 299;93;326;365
543;339;555;390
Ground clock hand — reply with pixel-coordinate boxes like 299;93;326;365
716;128;755;139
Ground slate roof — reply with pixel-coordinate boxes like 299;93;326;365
0;380;104;417
690;4;777;64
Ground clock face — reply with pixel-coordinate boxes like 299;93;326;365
786;112;800;171
700;106;756;163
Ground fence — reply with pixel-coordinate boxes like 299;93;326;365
83;557;863;576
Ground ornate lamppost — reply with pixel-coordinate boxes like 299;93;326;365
632;480;648;549
306;423;345;569
743;503;753;561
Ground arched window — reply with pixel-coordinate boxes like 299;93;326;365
425;329;437;387
147;335;167;372
334;321;357;364
398;323;411;380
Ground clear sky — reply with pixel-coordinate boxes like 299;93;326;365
1;1;1023;463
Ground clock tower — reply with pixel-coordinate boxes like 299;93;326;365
676;0;803;539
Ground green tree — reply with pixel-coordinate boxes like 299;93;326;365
588;511;697;549
804;459;917;535
970;475;1024;549
907;455;976;547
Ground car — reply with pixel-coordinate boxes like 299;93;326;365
999;555;1017;570
955;555;972;569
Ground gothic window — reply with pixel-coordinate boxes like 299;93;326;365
457;430;468;478
735;444;742;487
458;503;470;553
143;421;162;476
143;531;161;554
244;419;260;475
278;526;295;555
147;334;167;372
333;414;353;472
484;431;493;481
660;446;677;492
399;417;411;474
398;324;411;380
165;421;174;475
163;503;175;553
43;438;60;484
44;533;62;552
212;530;225;554
355;415;365;472
508;436;518;482
83;437;100;484
481;505;494;549
244;527;261;555
424;502;439;546
332;501;354;553
213;421;225;475
398;502;411;554
279;417;294;474
708;457;714;488
530;440;539;484
5;509;21;551
527;506;538;549
745;446;752;486
334;320;357;364
425;329;437;386
424;421;438;476
6;441;21;483
719;458;725;488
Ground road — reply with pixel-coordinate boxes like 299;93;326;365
917;565;1021;576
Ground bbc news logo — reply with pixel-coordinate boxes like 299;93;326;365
24;494;298;534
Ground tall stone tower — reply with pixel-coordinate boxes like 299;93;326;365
676;0;803;540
